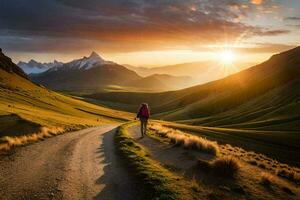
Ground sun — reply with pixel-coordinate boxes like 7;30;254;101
214;48;239;75
220;50;235;65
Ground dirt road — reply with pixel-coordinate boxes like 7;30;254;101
0;125;137;200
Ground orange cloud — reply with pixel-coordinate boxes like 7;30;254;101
251;0;263;5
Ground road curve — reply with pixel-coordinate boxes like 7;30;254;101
0;125;137;200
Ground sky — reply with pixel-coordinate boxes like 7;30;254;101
0;0;299;66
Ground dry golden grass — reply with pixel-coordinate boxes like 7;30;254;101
219;142;300;186
169;132;219;155
150;123;300;190
260;172;296;195
190;176;202;193
0;126;65;151
210;156;240;177
260;172;276;187
149;123;219;155
197;156;240;178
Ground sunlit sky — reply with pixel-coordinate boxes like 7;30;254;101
1;0;299;67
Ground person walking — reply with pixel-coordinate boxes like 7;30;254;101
136;103;150;138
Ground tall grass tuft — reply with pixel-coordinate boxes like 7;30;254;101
150;123;219;156
210;157;240;177
197;156;240;178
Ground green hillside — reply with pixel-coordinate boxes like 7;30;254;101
88;46;300;129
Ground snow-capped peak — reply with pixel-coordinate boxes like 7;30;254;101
65;51;114;70
89;51;103;60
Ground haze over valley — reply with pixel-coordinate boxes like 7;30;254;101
16;52;256;93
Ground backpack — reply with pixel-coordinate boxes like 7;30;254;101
140;105;150;118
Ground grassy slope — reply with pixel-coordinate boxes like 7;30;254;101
0;68;133;139
115;123;199;200
88;47;300;126
167;78;300;127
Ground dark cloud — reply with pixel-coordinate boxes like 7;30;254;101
254;29;291;36
285;17;300;21
0;0;291;53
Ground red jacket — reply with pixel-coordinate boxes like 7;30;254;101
137;104;150;119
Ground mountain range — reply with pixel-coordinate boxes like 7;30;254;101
18;51;257;93
29;52;195;92
17;59;63;74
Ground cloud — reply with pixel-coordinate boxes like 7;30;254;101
256;29;291;36
0;0;293;54
251;0;264;5
285;17;300;21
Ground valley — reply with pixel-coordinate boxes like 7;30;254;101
86;47;300;167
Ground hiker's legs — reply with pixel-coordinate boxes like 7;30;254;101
140;120;144;137
143;120;148;135
140;119;148;137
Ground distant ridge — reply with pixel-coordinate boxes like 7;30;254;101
18;59;63;74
